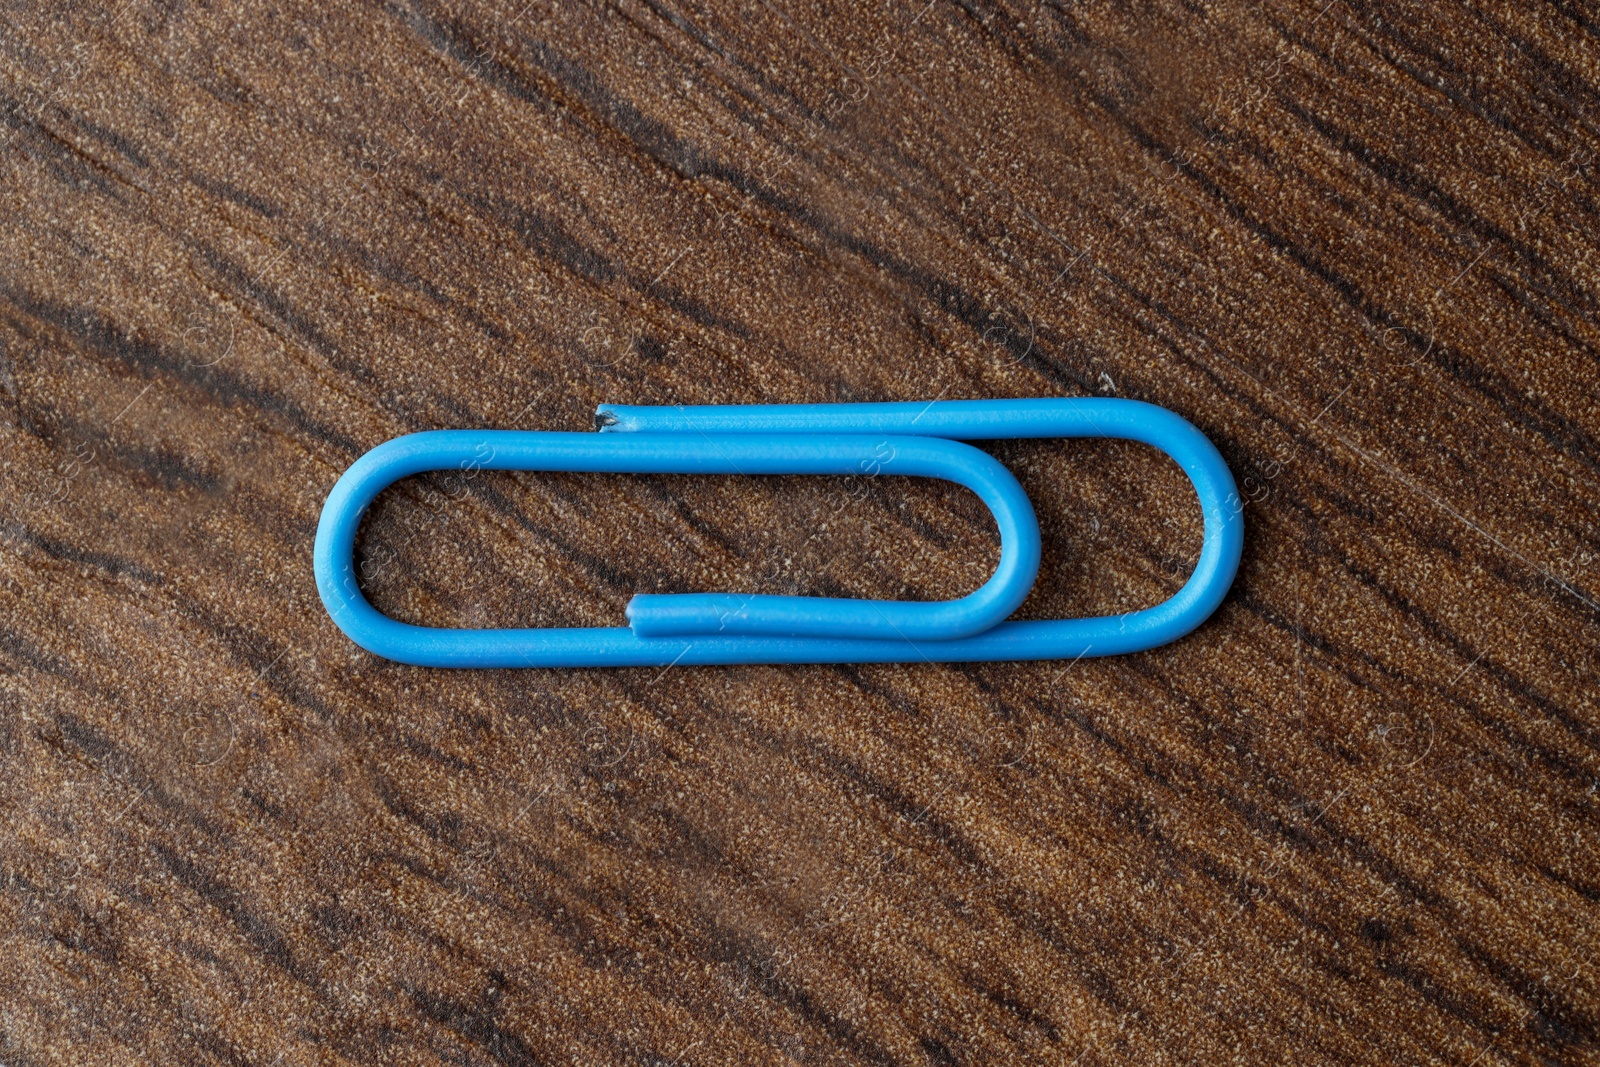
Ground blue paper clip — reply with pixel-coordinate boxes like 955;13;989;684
314;398;1243;667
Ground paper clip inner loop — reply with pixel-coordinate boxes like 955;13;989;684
314;429;1041;652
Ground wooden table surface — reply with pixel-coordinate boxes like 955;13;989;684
3;1;1598;1063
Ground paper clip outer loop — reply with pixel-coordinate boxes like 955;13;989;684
596;397;1244;665
313;429;1042;661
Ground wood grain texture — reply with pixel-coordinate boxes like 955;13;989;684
2;0;1599;1063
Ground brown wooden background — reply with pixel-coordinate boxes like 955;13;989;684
3;1;1599;1063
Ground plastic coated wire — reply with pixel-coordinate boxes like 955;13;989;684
313;397;1243;667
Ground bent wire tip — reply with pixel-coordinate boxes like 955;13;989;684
314;396;1244;668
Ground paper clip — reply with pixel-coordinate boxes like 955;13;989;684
314;397;1243;667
